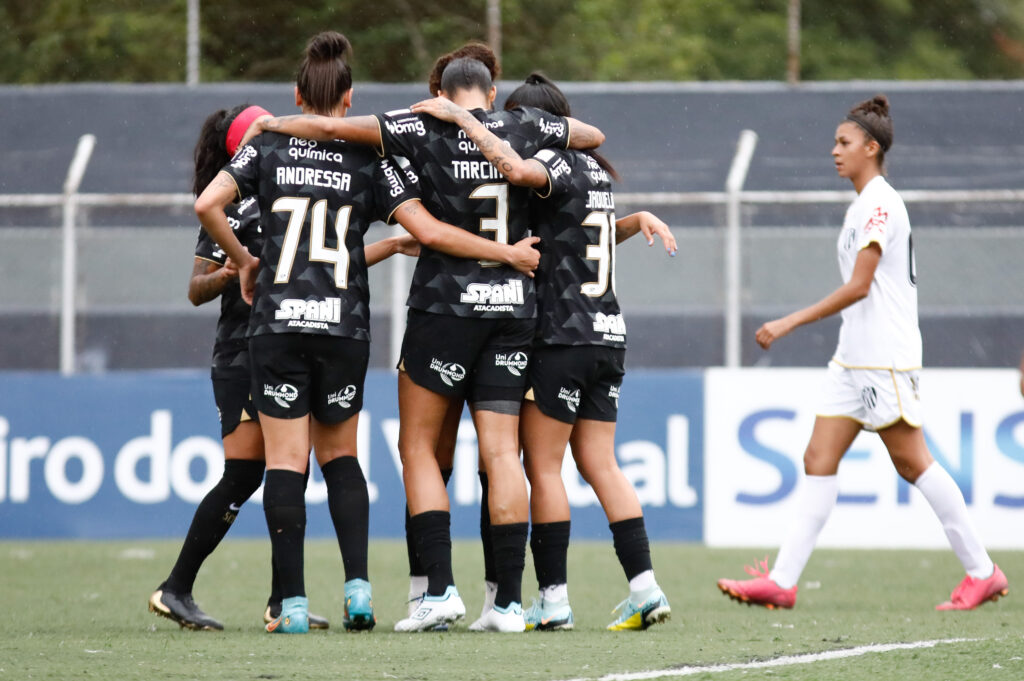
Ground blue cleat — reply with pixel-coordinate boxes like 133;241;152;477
265;596;309;634
606;587;671;631
523;596;574;631
343;578;376;631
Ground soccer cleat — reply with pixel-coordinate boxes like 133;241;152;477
406;593;449;631
606;586;672;631
936;564;1009;611
265;596;309;633
264;603;329;630
343;578;376;631
468;601;526;633
148;589;223;631
394;585;465;632
523;596;574;631
717;557;798;610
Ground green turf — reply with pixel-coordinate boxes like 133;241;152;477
0;540;1019;681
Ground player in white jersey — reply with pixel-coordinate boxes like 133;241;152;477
717;95;1008;611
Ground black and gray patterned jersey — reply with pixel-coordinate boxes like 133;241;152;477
530;148;625;349
194;195;263;367
373;106;570;319
222;131;417;341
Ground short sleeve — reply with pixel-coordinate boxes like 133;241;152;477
373;156;421;225
194;228;225;264
531;148;574;199
516;106;570;150
220;136;261;200
374;110;425;159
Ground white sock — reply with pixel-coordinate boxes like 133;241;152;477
629;569;657;598
483;580;497;608
408;575;428;600
915;462;994;579
769;475;839;589
540;583;568;603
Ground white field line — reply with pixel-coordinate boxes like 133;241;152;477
552;638;979;681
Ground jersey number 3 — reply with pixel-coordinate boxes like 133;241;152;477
469;183;509;267
581;211;615;297
271;197;352;288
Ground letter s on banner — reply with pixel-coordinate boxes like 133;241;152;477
736;409;799;504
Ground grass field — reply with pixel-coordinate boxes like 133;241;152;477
1;539;1020;681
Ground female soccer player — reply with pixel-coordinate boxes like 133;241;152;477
411;72;677;631
243;53;606;633
716;95;1008;610
195;33;542;634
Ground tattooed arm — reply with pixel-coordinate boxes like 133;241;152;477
239;114;382;150
566;117;605;150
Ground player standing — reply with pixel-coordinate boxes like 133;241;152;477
716;95;1008;610
244;55;605;632
411;72;677;631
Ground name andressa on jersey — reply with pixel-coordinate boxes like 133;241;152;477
275;167;352;191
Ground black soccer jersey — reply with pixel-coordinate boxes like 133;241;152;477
194;195;263;367
373;106;570;319
530;148;625;349
222;131;417;341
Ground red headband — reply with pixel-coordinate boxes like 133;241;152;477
226;105;272;156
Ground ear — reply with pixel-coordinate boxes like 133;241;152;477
294;86;303;109
864;137;880;158
487;85;497;106
343;88;353;108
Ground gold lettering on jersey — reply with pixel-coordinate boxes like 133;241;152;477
585;191;615;210
451;160;502;181
275;167;352;191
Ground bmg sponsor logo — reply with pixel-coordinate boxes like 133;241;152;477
264;383;299;409
429;359;466;387
495;351;528;377
385;117;427;137
230;144;258;170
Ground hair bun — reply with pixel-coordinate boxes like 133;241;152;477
851;93;889;119
306;31;351;62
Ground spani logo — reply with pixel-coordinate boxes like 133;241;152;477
429;358;467;387
495;351;529;377
327;384;358;409
264;383;299;409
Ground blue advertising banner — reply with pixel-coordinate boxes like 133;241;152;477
0;369;704;541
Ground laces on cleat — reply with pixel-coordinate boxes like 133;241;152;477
743;556;771;578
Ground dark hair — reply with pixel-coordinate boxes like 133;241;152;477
439;57;493;97
428;42;500;96
193;104;248;196
845;94;893;169
505;72;620;182
296;31;353;115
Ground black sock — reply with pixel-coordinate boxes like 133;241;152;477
491;522;528;608
479;471;496;584
406;467;453;577
263;469;307;598
164;459;264;595
530;521;571;590
410;510;453;596
610;517;653;582
268;463;310;606
321;456;369;582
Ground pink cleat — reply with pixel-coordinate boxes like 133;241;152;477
717;557;797;610
935;564;1008;611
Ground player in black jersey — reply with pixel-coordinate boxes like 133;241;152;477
148;104;330;632
413;72;677;631
196;33;540;635
243;55;607;633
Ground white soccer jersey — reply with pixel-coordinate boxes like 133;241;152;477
832;175;922;370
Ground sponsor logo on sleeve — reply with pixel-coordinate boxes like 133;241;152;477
495;351;529;377
538;118;566;138
459;280;524;312
557;387;581;413
327;384;358;408
230;145;258;170
384;117;427;137
865;207;888;233
429;359;466;387
264;383;299;409
275;298;342;330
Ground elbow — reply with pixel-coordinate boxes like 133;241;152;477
416;230;440;250
850;283;871;301
187;290;202;307
194;197;214;225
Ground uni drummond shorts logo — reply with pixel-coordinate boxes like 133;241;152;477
558;387;581;414
608;385;621;408
861;386;878;411
495;351;529;377
429;358;467;387
327;384;358;409
264;383;299;409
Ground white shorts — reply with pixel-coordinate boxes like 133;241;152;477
817;361;923;431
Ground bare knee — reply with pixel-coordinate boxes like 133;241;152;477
803;443;840;476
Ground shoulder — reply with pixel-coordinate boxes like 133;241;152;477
378;108;430;134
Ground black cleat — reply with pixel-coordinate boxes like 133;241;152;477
149;589;224;631
265;603;329;630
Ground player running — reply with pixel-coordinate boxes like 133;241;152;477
716;95;1008;611
242;54;606;633
195;32;541;634
411;72;677;631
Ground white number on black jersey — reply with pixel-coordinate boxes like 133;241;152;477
271;196;352;288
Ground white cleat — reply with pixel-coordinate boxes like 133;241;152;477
468;601;525;633
394;585;465;632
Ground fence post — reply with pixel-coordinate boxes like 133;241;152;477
724;130;759;368
60;134;96;376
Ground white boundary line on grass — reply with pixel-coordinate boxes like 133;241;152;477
553;638;978;681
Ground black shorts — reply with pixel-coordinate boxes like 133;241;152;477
525;345;625;424
250;333;369;424
211;363;259;439
399;309;534;412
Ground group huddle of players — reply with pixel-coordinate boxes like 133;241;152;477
148;32;677;634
